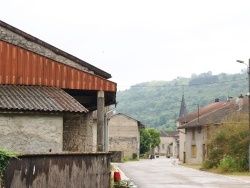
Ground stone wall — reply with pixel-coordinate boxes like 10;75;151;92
0;114;63;154
109;114;140;159
155;137;170;155
178;128;186;162
109;137;138;159
63;113;93;152
185;127;206;164
110;151;124;163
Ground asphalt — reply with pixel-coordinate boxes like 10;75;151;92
111;157;250;187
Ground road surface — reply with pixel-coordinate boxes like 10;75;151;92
116;157;250;188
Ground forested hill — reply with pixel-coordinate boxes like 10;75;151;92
115;71;248;130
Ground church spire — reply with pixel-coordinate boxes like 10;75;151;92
179;94;187;118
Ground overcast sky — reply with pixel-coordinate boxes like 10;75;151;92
1;0;250;90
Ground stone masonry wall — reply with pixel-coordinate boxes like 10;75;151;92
109;137;138;158
63;113;93;152
0;114;63;154
109;114;140;158
0;25;92;74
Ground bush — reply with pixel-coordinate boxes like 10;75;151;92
202;114;249;172
0;148;18;180
113;180;133;188
132;153;137;159
219;155;248;172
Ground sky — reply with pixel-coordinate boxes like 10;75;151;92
1;0;250;90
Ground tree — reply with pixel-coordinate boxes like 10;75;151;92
147;128;161;149
140;128;160;155
140;129;151;155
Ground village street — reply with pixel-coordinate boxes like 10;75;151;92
116;157;250;188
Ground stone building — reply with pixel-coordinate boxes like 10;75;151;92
155;131;179;158
108;113;145;160
177;96;248;164
0;20;117;154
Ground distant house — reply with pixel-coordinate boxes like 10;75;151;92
0;20;117;154
155;131;179;158
176;95;247;164
108;113;145;160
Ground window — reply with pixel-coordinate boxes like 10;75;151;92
192;128;195;140
162;144;164;149
191;145;197;158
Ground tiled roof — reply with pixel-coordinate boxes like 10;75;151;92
0;85;88;113
160;131;179;137
177;101;226;123
177;96;248;129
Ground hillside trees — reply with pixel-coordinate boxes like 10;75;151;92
116;71;248;130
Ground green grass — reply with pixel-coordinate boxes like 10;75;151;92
180;163;250;176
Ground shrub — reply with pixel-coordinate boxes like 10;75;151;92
202;114;249;172
113;180;133;188
0;148;18;180
132;153;137;159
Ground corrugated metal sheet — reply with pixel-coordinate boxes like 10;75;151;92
0;40;116;92
0;20;112;79
0;85;88;113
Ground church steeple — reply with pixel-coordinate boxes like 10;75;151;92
179;94;187;118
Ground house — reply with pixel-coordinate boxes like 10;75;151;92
108;113;145;160
176;95;247;164
155;131;179;158
0;20;117;154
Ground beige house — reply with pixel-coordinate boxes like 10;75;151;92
177;96;247;164
155;131;179;158
0;20;117;154
108;113;145;160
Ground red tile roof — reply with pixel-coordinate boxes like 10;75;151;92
177;96;248;129
0;85;88;113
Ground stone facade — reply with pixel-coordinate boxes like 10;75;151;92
0;114;63;154
108;113;141;159
156;136;172;156
178;128;186;162
155;131;179;158
63;113;93;152
184;127;207;164
0;112;95;154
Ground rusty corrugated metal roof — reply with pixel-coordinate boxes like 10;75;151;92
0;85;88;113
0;20;112;79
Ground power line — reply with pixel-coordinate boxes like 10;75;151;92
126;78;247;88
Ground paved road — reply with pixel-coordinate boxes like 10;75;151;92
116;157;250;188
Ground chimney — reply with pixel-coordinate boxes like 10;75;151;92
227;97;233;102
237;94;244;110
